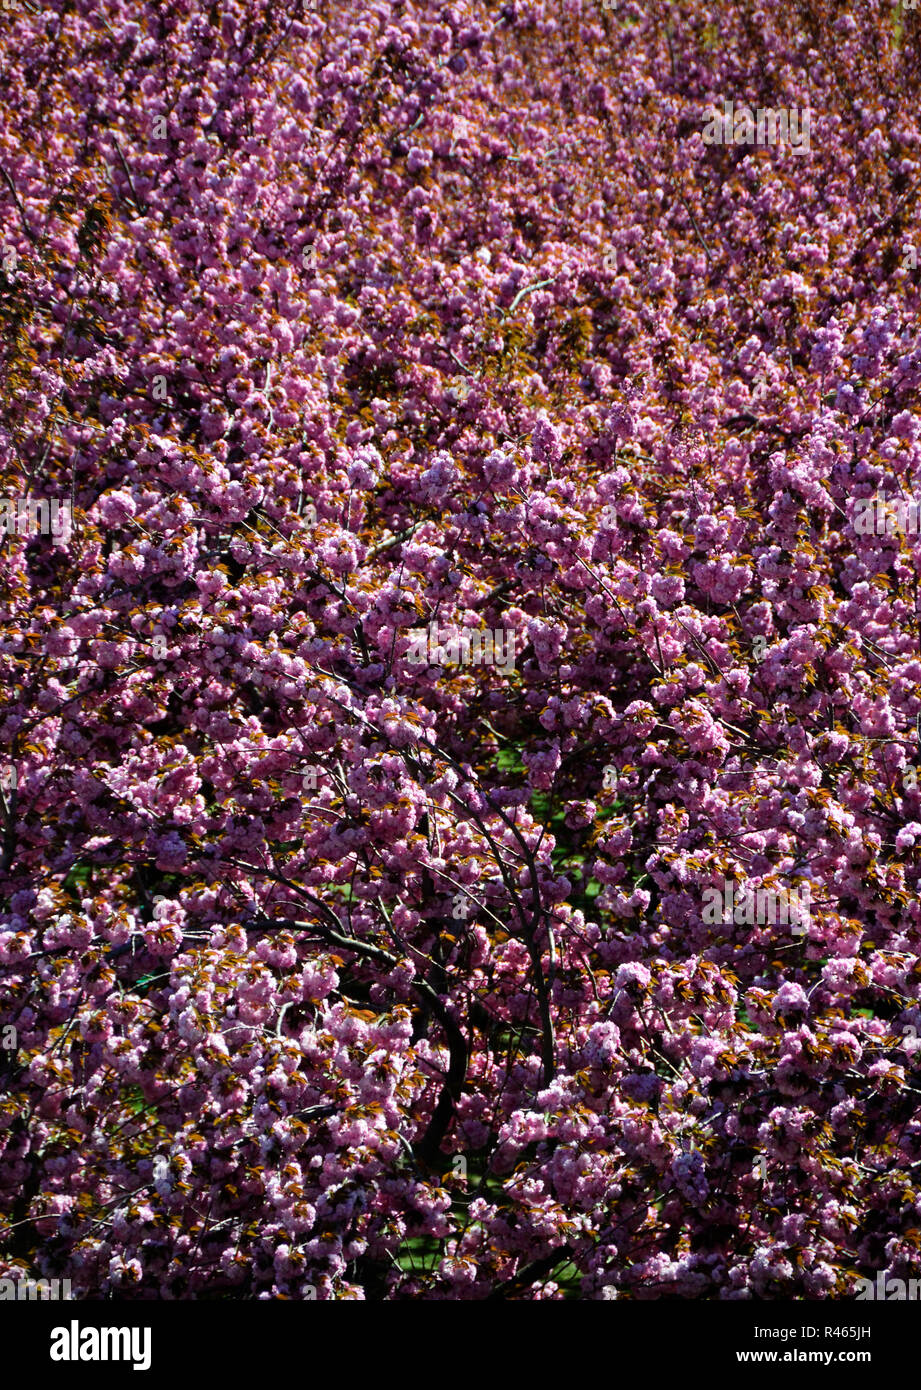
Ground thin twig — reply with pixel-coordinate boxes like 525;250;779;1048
111;135;147;216
504;278;556;317
0;163;38;243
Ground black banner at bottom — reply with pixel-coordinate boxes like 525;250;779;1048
1;1295;909;1379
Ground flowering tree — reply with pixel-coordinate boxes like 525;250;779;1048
1;0;921;1299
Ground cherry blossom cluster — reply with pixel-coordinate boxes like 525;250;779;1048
0;0;920;1299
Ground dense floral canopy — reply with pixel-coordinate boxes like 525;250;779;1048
1;0;920;1299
